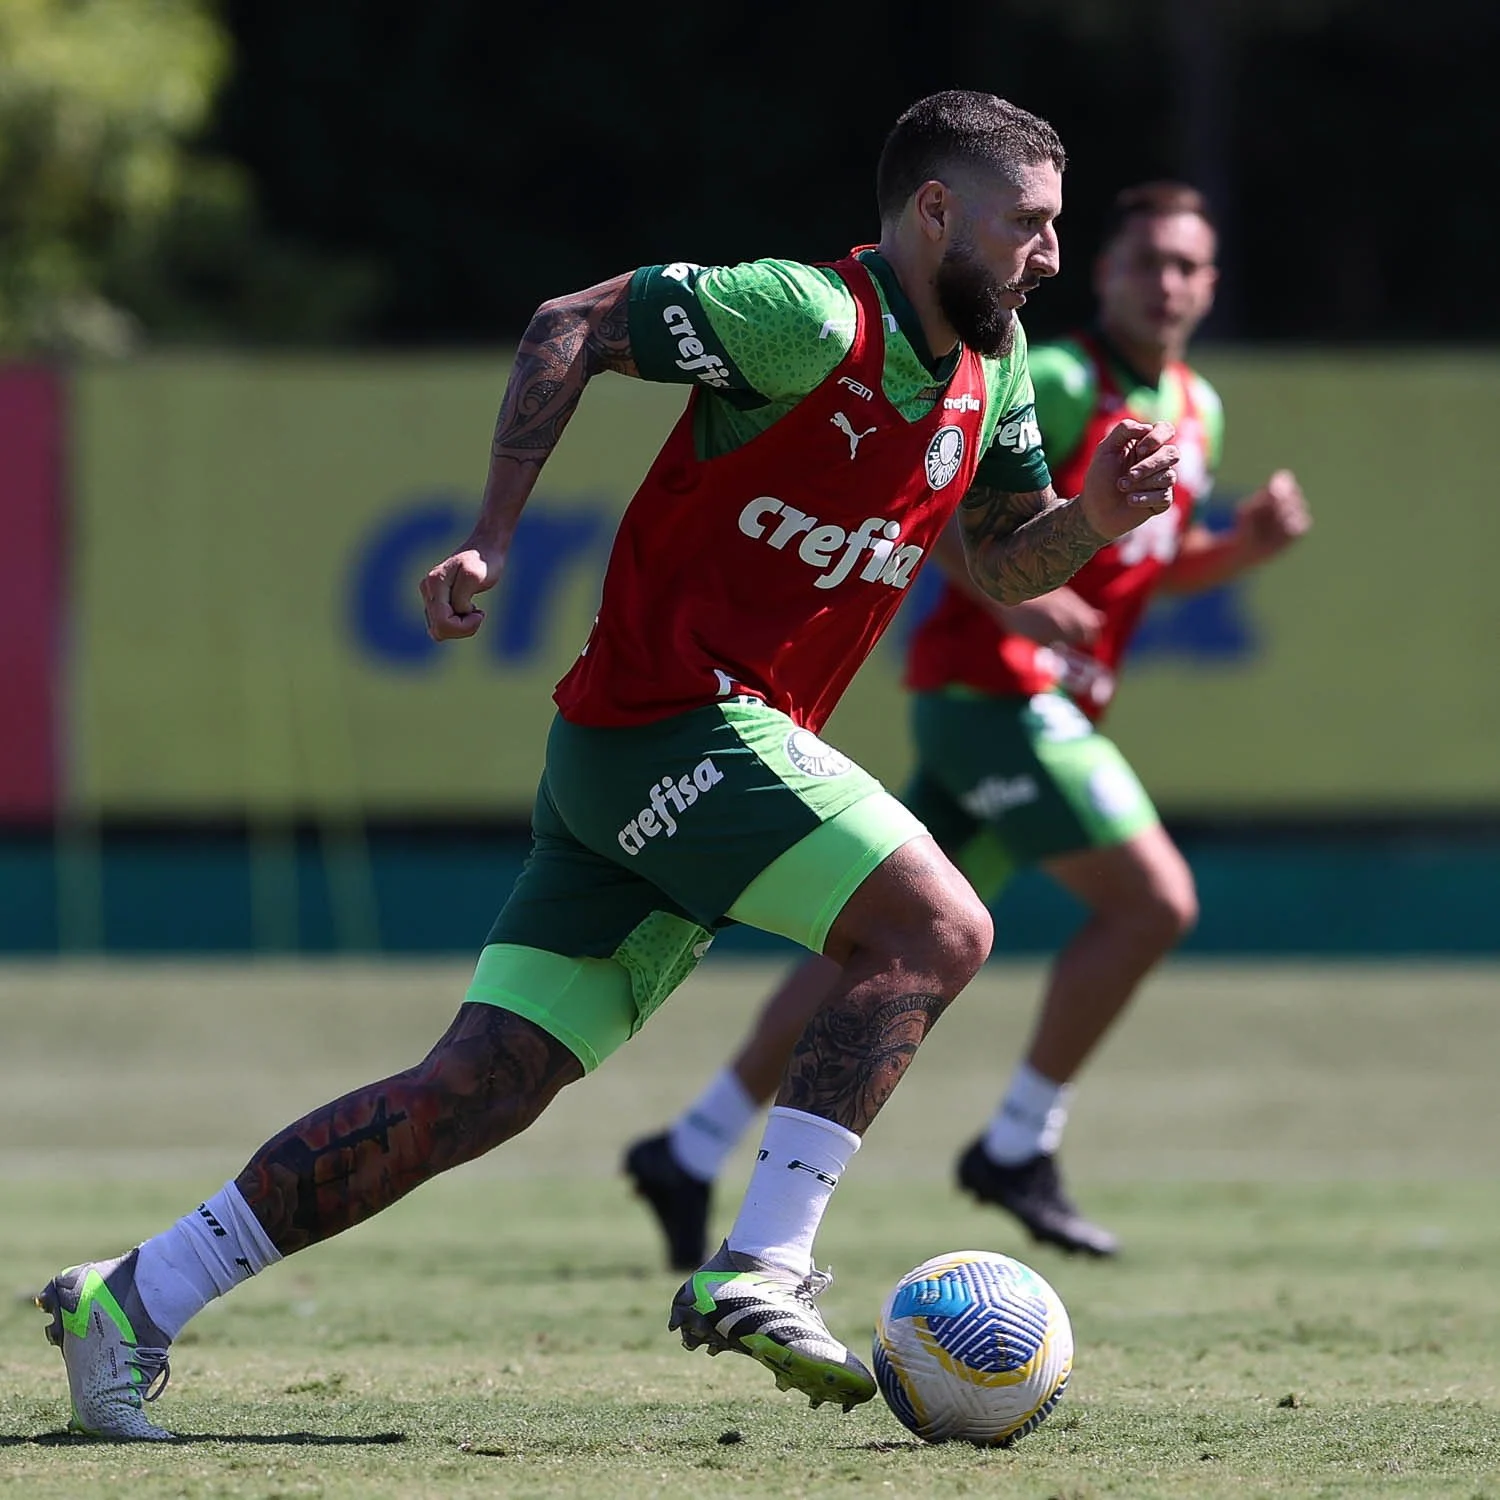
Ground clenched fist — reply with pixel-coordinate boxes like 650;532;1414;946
1078;420;1180;542
420;545;506;641
1233;469;1310;563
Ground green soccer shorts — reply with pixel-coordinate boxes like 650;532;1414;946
903;687;1160;902
465;699;925;1071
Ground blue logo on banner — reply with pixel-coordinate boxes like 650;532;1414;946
350;494;611;666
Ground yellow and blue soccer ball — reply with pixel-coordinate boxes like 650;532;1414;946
872;1250;1073;1446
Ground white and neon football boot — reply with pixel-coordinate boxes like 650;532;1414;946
36;1249;175;1440
670;1241;876;1411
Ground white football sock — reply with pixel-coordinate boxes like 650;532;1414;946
983;1061;1072;1165
726;1106;861;1277
668;1066;760;1182
133;1182;282;1340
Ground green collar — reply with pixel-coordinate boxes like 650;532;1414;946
857;249;961;382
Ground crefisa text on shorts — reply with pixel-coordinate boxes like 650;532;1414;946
615;760;726;856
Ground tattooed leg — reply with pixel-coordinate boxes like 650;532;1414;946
708;839;991;1284
777;834;993;1135
776;984;949;1134
235;1004;583;1255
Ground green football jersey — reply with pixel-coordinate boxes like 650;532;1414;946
626;251;1053;495
1029;333;1225;484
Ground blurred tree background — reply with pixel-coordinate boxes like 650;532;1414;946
2;0;1491;352
0;0;379;351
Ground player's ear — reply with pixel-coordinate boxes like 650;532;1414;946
913;180;952;244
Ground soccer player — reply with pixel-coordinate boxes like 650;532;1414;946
624;181;1309;1267
36;93;1181;1440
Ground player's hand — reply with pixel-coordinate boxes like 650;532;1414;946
1234;469;1310;562
420;545;505;640
999;586;1104;647
1078;419;1179;541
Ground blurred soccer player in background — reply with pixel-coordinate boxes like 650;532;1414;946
625;181;1309;1267
36;93;1184;1439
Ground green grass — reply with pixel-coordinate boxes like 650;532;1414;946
3;959;1499;1497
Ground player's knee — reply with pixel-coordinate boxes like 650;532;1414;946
830;837;992;995
421;1009;582;1154
881;872;992;994
1137;868;1199;950
424;1048;530;1136
1170;878;1200;940
935;880;994;987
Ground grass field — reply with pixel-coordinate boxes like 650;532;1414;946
2;958;1499;1498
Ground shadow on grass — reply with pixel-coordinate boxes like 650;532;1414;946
9;1431;407;1446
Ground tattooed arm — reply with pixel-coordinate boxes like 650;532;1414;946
959;482;1104;606
420;273;636;641
961;417;1180;605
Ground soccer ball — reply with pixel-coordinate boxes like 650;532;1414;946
872;1249;1073;1446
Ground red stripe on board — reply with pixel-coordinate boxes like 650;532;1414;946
0;366;63;820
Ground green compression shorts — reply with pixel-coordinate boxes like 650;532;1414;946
902;688;1159;902
465;699;925;1071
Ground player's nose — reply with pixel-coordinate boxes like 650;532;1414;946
1033;226;1060;279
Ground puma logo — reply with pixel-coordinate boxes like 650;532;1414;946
831;410;877;459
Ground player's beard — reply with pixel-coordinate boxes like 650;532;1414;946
935;237;1016;358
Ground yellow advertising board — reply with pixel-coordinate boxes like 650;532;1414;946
71;351;1500;816
71;356;683;815
1095;350;1500;810
830;349;1500;810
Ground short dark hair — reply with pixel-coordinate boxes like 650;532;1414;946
1099;181;1216;249
875;90;1066;223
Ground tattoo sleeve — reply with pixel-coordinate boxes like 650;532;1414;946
234;1005;583;1255
958;482;1108;605
776;991;948;1135
492;273;637;466
472;272;638;545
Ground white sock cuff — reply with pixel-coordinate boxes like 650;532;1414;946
984;1061;1073;1164
677;1066;759;1141
209;1181;282;1273
728;1108;860;1275
715;1067;757;1120
1010;1061;1072;1114
765;1106;862;1156
669;1066;763;1181
134;1181;281;1340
